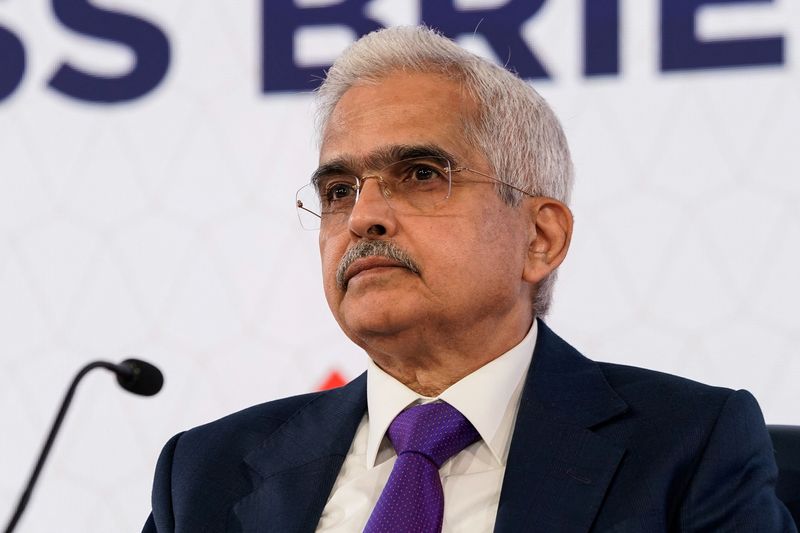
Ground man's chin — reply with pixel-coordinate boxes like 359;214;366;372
338;297;419;340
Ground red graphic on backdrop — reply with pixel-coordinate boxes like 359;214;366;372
316;370;348;391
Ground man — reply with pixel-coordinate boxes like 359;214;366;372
144;26;795;532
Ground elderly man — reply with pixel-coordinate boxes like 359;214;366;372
143;26;794;532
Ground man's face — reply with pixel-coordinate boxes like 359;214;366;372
318;71;534;353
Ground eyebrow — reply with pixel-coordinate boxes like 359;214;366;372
312;144;460;185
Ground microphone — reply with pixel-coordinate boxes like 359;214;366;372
114;358;164;396
4;358;164;533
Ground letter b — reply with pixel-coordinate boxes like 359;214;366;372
262;0;382;93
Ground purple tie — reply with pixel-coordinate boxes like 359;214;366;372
363;402;480;533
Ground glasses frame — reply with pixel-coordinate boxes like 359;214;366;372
295;156;537;229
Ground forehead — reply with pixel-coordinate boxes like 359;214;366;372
320;71;479;166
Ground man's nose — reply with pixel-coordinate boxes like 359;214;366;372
348;177;397;238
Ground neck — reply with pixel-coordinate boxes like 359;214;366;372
363;314;534;397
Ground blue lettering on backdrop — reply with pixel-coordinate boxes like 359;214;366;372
0;1;788;101
661;0;783;71
421;0;549;79
48;0;170;103
261;0;382;92
584;0;619;76
0;21;25;101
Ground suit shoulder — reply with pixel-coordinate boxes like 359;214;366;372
534;321;742;426
598;361;731;393
182;389;325;446
596;361;741;423
168;371;366;459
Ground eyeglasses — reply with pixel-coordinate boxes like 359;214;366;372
295;155;535;230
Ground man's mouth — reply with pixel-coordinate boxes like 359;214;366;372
335;240;421;290
343;256;409;287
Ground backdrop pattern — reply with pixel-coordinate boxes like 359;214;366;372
1;1;798;531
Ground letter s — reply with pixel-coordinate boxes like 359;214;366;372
0;21;25;102
48;0;170;103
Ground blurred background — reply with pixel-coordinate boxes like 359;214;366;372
1;0;797;530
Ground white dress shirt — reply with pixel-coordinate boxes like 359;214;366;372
316;321;537;533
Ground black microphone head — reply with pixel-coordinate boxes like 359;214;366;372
116;359;164;396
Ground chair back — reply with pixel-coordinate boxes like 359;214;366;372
768;425;800;525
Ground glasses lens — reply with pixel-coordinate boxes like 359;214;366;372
296;183;322;230
295;157;452;230
381;156;452;212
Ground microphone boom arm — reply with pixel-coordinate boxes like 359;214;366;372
4;359;162;533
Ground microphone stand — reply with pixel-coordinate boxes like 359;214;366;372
5;361;139;533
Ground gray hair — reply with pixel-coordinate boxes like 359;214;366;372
316;26;573;317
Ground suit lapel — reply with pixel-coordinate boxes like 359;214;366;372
494;321;629;533
232;374;367;533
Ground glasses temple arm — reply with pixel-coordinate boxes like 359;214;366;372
453;167;536;198
296;200;322;219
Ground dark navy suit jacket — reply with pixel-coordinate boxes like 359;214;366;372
143;321;796;532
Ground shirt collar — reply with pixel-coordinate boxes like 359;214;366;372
365;320;537;468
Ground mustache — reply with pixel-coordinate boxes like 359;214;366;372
336;240;421;290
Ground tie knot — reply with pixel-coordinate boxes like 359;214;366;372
387;402;480;468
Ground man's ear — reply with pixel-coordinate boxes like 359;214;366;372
522;197;573;284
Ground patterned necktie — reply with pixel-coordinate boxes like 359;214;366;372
363;401;480;533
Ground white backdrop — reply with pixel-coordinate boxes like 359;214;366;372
1;1;798;531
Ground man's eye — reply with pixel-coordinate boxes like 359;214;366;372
402;163;445;183
326;182;355;201
407;165;443;182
